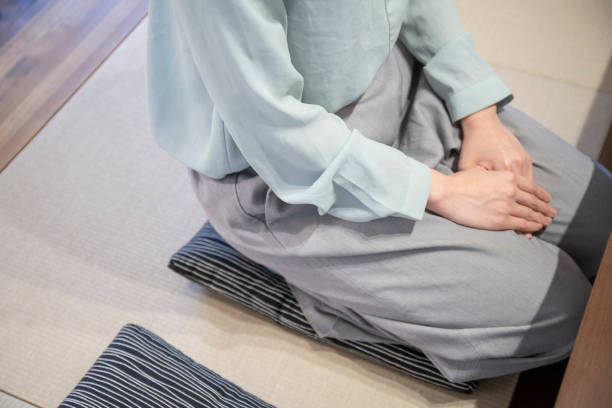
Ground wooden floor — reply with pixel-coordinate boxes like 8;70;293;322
0;0;148;173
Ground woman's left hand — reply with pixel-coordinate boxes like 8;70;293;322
458;104;556;239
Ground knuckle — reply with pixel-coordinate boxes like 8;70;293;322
504;185;518;197
525;195;535;206
536;200;547;212
538;185;547;196
505;171;516;182
493;213;507;226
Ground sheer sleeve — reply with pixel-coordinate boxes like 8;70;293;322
398;0;513;122
169;0;433;222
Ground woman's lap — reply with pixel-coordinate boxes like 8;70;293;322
187;40;612;382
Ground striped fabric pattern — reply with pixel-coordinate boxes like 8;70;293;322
168;220;479;393
60;324;276;408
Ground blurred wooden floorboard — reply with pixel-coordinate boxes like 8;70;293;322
0;0;148;173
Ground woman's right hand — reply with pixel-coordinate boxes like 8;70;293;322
426;166;557;235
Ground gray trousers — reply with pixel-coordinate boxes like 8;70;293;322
188;41;612;383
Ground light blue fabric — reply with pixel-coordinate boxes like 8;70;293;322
147;0;513;223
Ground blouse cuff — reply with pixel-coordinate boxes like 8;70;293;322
446;75;514;122
422;32;513;123
317;128;433;222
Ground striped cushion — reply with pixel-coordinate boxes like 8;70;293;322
168;220;479;393
60;324;276;408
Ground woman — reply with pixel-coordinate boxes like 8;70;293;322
147;0;612;383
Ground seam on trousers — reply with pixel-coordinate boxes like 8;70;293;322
232;172;287;250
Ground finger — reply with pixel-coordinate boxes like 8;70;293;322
509;158;523;179
509;202;552;226
525;162;535;188
515;188;556;218
521;157;535;179
505;215;543;232
514;230;534;239
537;183;553;204
521;162;539;202
514;172;536;194
511;191;551;219
515;175;555;212
531;179;552;203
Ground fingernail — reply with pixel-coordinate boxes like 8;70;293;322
545;217;552;225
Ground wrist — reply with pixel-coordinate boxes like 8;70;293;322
426;168;450;210
460;103;499;132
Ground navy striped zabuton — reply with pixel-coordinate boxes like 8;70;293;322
60;324;276;407
168;220;479;393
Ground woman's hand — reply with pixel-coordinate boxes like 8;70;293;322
426;167;557;235
457;104;556;238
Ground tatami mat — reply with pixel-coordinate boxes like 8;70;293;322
0;392;36;408
3;2;611;405
0;17;522;408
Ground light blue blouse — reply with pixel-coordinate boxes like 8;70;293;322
147;0;513;222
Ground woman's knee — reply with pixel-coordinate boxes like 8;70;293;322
471;244;591;359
